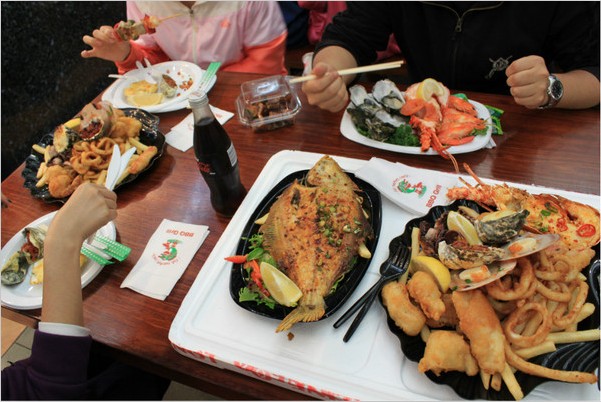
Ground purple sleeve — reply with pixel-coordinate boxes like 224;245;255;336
1;330;92;400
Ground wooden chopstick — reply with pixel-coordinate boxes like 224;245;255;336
288;60;404;84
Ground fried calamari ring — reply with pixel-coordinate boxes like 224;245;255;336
70;155;90;175
503;302;551;348
73;140;92;152
81;151;104;168
486;257;535;301
552;280;589;329
90;137;115;156
536;280;572;302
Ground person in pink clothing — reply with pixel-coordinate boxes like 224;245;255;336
298;1;400;61
82;1;288;75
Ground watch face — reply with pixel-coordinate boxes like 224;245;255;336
550;77;564;100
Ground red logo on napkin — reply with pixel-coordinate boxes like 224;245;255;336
392;176;426;197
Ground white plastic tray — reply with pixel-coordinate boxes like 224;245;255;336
169;150;600;401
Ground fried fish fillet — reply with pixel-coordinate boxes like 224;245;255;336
260;156;373;332
452;289;506;375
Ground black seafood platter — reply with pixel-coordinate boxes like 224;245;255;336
230;169;382;321
379;199;600;400
22;108;165;204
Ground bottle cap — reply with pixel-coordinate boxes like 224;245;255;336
189;90;209;107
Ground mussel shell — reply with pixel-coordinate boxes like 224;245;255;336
499;232;560;261
475;209;529;244
1;251;29;286
438;240;505;269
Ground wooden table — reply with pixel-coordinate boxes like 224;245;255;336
2;71;599;400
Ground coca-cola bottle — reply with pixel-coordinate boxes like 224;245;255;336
189;90;247;217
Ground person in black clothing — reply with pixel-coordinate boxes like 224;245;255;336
301;2;600;112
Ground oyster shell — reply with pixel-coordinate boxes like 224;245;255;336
348;84;404;141
475;209;529;244
372;79;405;114
438;240;505;269
1;251;29;286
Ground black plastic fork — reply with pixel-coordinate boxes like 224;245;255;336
334;242;411;342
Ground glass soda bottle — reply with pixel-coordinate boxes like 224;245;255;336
189;90;247;217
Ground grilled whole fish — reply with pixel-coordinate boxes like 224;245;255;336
260;156;373;332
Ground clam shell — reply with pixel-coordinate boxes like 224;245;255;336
499;232;560;261
451;259;518;291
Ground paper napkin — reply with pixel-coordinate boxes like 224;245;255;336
120;219;209;300
354;157;460;216
165;106;234;152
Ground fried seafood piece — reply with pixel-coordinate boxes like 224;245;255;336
381;281;426;336
407;271;445;321
128;146;158;174
452;289;506;375
261;156;373;332
418;330;479;376
426;293;458;328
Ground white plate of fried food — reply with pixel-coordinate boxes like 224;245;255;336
381;195;600;401
102;61;216;113
1;211;116;310
23;102;165;203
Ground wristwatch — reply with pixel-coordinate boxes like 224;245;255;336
538;74;563;109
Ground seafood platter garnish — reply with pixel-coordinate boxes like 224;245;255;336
22;101;165;203
228;155;382;332
347;78;490;169
379;192;600;400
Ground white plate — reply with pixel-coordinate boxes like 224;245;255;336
1;212;116;310
101;61;216;113
340;99;493;155
169;150;600;401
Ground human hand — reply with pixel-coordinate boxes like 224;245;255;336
505;55;551;109
81;25;131;62
48;183;117;245
301;62;349;113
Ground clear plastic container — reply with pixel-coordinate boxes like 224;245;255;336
235;75;301;132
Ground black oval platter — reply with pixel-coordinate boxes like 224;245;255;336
378;199;600;400
229;169;382;321
22;108;165;204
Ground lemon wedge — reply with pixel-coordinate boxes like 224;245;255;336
127;93;164;107
260;261;302;307
447;211;482;245
415;78;445;101
410;255;451;292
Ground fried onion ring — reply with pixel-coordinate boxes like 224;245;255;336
503;302;551;348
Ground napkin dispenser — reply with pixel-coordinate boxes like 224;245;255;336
235;75;301;132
